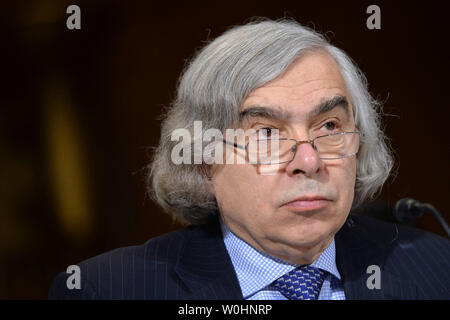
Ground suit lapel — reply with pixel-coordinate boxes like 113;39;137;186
174;218;243;299
174;214;419;300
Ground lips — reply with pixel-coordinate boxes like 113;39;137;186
283;196;331;211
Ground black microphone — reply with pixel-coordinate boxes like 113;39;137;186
394;198;424;223
394;198;450;239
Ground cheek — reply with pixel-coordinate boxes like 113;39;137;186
213;165;275;217
332;158;357;210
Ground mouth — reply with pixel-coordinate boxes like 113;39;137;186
283;196;331;212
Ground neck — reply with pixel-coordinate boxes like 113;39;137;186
262;236;334;265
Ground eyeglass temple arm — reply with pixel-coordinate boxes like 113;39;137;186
222;139;246;150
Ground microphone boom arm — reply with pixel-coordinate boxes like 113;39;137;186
422;203;450;239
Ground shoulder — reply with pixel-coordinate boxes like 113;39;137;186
48;226;194;299
390;220;450;298
81;226;191;274
350;214;450;254
348;214;450;297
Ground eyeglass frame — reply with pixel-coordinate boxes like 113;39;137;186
222;131;362;164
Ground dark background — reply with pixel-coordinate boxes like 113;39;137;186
1;0;449;299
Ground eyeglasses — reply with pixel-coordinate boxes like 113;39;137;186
223;131;362;165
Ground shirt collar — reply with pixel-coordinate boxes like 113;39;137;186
220;218;341;298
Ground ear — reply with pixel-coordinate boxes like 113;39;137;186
203;165;216;195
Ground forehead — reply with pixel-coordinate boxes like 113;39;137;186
242;51;350;119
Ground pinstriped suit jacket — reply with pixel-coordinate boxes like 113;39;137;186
48;214;450;299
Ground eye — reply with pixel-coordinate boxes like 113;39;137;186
321;121;339;132
257;127;274;139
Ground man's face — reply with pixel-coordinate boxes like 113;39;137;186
212;51;357;265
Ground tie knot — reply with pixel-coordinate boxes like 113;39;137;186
273;265;326;300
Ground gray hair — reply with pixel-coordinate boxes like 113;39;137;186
148;18;394;225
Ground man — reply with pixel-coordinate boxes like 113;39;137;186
49;18;450;299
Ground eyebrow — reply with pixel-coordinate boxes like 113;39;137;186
239;95;350;123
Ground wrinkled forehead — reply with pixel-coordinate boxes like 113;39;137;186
240;51;354;124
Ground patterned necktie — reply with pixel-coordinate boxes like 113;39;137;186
273;266;326;300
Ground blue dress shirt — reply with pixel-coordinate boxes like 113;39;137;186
220;219;346;300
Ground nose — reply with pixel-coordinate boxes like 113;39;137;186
285;142;324;177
